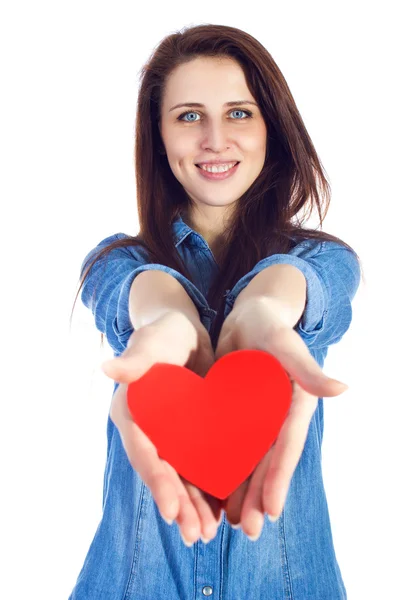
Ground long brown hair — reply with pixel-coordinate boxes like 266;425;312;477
70;23;362;347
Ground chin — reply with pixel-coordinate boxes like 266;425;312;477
197;197;238;208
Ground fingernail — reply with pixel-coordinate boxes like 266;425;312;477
231;522;241;530
330;378;349;389
267;513;280;523
244;512;264;541
200;535;211;544
247;531;261;542
161;514;173;526
180;533;194;547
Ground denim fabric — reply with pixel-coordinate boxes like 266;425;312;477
69;214;360;599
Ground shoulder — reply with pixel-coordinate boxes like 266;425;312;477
288;237;361;298
289;236;359;266
289;236;345;256
92;232;150;262
80;233;151;278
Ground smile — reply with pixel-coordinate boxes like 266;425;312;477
195;162;240;181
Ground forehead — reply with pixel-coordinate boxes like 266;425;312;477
163;57;253;102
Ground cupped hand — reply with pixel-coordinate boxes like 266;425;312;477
102;311;224;546
214;297;349;541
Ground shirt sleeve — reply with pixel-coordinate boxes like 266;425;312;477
223;240;361;349
79;233;213;354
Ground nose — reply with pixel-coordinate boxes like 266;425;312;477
200;120;233;152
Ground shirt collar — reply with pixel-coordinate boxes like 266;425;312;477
171;211;300;251
171;212;198;247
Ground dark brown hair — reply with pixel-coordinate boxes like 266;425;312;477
70;23;362;346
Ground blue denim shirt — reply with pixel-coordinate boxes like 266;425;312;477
69;215;360;600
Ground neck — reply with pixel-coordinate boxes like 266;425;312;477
182;207;231;261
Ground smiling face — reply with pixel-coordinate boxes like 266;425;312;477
159;56;268;225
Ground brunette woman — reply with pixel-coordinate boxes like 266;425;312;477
69;24;361;600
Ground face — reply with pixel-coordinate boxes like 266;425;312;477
159;56;267;219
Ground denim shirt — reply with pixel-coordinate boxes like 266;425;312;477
69;215;360;600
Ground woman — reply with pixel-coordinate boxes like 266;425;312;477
69;23;362;600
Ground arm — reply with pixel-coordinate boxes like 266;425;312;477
80;233;212;353
129;270;207;335
216;259;353;537
231;264;307;329
223;242;361;349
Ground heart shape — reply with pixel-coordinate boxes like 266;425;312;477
127;349;292;499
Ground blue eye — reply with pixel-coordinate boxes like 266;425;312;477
177;109;253;122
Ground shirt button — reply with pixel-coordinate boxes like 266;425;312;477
202;586;213;596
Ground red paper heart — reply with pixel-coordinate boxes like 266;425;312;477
127;349;292;499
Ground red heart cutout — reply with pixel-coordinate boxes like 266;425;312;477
127;349;292;499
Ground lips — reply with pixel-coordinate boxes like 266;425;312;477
195;162;239;169
195;161;240;181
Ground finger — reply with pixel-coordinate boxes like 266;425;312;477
160;462;203;545
110;385;180;522
261;384;318;518
102;353;152;384
240;451;274;540
207;494;225;527
183;480;222;542
175;492;202;547
261;326;348;397
123;425;181;522
224;477;250;528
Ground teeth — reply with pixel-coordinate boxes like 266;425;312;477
199;162;237;173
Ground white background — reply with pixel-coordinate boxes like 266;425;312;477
1;1;398;598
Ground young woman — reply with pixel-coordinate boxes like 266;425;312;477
69;23;362;600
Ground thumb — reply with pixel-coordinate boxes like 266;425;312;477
298;374;348;398
101;354;152;384
267;327;348;398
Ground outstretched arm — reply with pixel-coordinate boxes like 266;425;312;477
215;263;350;541
230;263;307;328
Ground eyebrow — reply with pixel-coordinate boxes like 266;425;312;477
169;100;258;112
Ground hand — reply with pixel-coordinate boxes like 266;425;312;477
215;297;349;541
102;311;224;546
